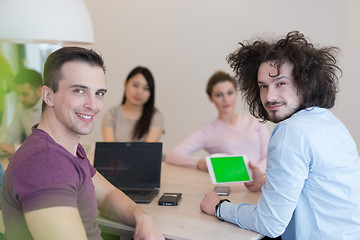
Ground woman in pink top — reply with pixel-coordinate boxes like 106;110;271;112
166;71;269;173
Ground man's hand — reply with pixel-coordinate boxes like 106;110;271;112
200;191;221;216
94;172;165;239
0;142;15;155
197;158;208;172
244;161;266;192
133;214;165;240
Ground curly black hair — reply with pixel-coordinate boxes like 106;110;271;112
227;31;341;122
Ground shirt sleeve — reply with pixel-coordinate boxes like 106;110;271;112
166;126;207;169
15;150;82;212
102;107;116;128
150;110;164;129
220;124;310;237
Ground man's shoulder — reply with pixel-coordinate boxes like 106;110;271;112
12;130;63;162
20;128;51;147
273;107;343;141
281;107;332;128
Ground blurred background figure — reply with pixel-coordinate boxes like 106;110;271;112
0;68;42;155
102;66;164;142
166;71;269;172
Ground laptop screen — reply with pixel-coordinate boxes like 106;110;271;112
94;142;162;189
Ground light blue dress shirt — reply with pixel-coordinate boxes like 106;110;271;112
220;107;360;239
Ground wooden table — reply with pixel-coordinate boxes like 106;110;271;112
97;162;263;240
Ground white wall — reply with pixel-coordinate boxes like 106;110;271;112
82;0;360;153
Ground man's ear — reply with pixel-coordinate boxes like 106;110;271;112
42;86;54;107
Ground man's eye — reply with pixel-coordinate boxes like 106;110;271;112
277;82;286;86
96;91;105;96
75;89;84;94
259;85;267;89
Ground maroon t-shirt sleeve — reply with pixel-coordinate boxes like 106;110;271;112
14;149;83;212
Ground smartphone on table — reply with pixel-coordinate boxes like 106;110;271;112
158;193;182;206
214;186;230;196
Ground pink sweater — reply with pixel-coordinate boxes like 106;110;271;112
166;115;269;173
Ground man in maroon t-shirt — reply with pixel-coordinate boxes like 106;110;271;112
1;47;164;240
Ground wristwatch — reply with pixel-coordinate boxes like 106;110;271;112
215;199;230;221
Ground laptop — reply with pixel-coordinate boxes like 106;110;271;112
93;142;162;203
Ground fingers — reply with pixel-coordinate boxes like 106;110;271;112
244;182;255;191
197;158;208;171
248;161;257;169
200;191;220;215
249;161;261;175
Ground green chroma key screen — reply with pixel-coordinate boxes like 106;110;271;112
211;156;250;182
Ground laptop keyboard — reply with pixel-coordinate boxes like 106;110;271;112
122;189;154;196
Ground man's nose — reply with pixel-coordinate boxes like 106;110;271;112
84;95;96;110
266;86;277;102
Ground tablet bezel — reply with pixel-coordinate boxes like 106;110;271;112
205;154;252;184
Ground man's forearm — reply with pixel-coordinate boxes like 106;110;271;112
98;188;146;227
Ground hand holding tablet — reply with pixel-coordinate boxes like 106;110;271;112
206;154;252;184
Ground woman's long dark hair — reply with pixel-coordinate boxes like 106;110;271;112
122;66;156;140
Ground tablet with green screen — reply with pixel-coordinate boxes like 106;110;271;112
205;155;252;184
